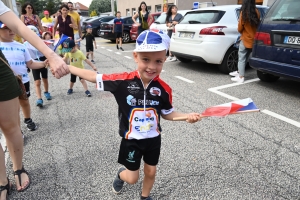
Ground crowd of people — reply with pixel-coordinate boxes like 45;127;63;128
0;0;259;199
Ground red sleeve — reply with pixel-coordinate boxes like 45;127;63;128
157;79;174;115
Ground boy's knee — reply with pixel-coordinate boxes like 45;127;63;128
144;166;156;178
35;80;41;86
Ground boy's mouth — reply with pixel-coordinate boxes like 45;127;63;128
145;70;156;75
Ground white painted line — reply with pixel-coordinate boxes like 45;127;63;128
121;50;133;53
100;47;105;49
261;110;300;128
115;52;121;55
107;49;112;52
0;135;8;164
175;76;194;83
162;70;165;72
124;56;132;59
207;78;300;128
210;78;260;91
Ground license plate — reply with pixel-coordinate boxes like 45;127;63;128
100;32;104;35
179;32;194;38
284;36;300;45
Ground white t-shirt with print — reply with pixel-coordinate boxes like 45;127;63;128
0;41;32;83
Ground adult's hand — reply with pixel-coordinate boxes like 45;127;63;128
47;52;69;78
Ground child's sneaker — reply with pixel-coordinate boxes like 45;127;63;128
141;196;153;200
112;167;126;194
44;92;52;100
120;47;124;51
24;118;37;131
91;60;95;63
36;99;43;107
116;44;119;50
85;90;92;97
67;89;73;95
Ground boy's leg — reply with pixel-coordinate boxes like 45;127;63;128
142;164;156;198
91;51;94;60
19;86;37;131
68;74;76;94
32;69;42;99
119;37;124;51
40;67;52;100
80;78;88;91
116;33;119;49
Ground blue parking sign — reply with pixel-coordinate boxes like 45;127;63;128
193;2;199;9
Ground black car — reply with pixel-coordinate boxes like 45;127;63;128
82;16;115;36
100;16;134;43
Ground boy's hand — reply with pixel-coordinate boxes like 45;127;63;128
44;59;49;68
186;113;202;123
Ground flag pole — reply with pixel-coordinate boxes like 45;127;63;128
172;110;260;121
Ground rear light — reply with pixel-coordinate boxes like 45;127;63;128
199;26;226;35
173;26;176;33
255;32;271;46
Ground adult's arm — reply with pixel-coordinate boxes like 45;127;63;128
35;15;44;33
132;12;139;24
70;17;78;30
0;11;69;78
53;17;59;36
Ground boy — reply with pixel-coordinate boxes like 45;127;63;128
76;25;97;63
112;11;124;51
0;22;46;131
66;30;202;200
62;38;97;97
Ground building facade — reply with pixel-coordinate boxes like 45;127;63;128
118;0;273;17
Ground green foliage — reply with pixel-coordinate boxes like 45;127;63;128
114;0;117;15
17;0;62;17
89;0;111;15
90;10;97;17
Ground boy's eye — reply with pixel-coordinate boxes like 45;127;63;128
142;58;149;62
156;60;163;64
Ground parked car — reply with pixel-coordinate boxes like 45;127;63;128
82;16;115;36
100;16;134;43
130;12;161;41
250;0;300;82
170;5;268;73
149;10;192;35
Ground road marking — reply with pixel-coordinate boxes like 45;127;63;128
107;49;112;52
121;50;133;53
115;52;121;55
100;47;105;49
208;78;300;128
0;135;8;164
124;56;132;59
175;76;194;83
162;70;165;72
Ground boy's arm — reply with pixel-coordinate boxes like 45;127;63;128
162;111;201;123
93;39;97;49
112;23;115;33
26;60;46;69
68;65;97;83
85;59;97;71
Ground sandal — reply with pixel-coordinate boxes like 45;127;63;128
0;178;12;198
14;166;30;192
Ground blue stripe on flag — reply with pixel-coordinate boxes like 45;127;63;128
237;102;258;112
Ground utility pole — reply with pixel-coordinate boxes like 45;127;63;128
111;0;115;16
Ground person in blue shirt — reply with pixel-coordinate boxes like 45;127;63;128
112;11;124;51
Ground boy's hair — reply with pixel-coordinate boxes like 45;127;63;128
42;31;52;39
134;29;170;53
62;38;75;53
117;11;121;14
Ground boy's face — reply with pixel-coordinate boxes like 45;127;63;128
86;28;92;33
70;47;77;53
117;13;121;17
133;50;166;83
0;27;15;42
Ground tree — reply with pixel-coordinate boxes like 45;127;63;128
89;0;111;15
17;0;62;17
90;10;97;17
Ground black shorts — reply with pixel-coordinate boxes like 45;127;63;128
118;135;161;171
70;73;82;83
32;56;48;81
23;81;30;98
86;45;94;52
115;32;122;39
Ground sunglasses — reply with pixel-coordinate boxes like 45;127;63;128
26;7;32;9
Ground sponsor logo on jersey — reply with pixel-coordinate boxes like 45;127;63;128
127;95;137;106
149;87;161;96
127;82;140;94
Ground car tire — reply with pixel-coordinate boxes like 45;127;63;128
257;70;280;82
218;47;239;74
96;28;101;37
176;56;192;63
122;32;130;43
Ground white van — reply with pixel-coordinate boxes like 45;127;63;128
149;10;192;34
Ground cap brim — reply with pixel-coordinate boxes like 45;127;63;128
134;47;167;52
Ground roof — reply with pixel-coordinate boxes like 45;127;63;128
190;4;268;12
74;2;88;11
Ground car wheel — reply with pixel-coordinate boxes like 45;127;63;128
218;47;238;74
176;56;192;63
96;28;101;37
257;70;280;82
122;32;130;43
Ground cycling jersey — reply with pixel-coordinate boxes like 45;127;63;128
96;70;174;140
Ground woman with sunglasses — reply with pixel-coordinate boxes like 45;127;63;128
20;3;43;33
132;1;154;35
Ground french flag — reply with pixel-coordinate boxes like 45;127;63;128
53;34;69;51
201;98;259;117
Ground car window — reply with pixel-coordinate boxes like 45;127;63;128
153;15;160;21
125;18;134;24
236;7;267;20
154;13;167;24
180;10;225;24
263;0;300;23
100;17;114;22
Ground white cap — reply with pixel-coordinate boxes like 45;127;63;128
134;29;170;53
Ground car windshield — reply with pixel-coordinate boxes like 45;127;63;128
264;0;300;23
180;10;225;24
100;17;114;22
154;13;167;24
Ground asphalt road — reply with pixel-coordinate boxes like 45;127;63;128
1;38;300;200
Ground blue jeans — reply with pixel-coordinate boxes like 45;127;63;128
237;40;251;76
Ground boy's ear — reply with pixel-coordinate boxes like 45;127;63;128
133;52;138;63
